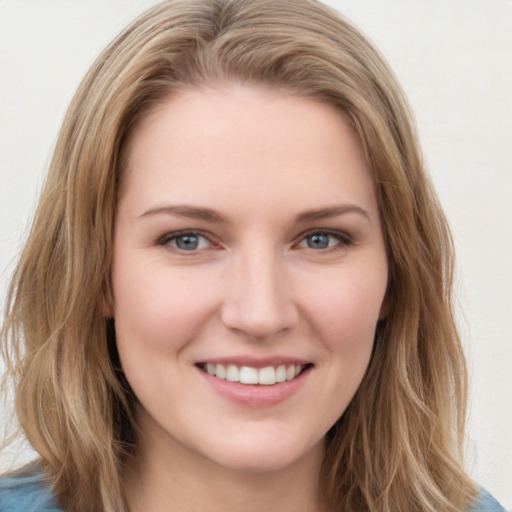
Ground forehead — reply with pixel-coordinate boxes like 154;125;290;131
119;84;376;218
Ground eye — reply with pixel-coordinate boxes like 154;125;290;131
297;230;351;250
159;231;212;251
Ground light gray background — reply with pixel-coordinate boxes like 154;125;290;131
0;0;510;507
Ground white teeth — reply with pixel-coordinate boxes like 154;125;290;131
275;365;287;383
259;366;276;385
203;363;305;385
226;364;239;382
239;366;259;384
216;364;226;379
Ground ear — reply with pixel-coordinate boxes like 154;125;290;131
378;290;390;321
101;288;115;318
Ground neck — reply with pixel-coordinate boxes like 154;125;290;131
124;416;324;512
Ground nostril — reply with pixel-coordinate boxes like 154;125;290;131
220;299;299;341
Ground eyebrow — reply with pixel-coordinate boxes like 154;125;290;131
295;204;370;223
139;205;228;223
138;203;370;224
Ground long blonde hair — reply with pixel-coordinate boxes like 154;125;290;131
1;1;477;510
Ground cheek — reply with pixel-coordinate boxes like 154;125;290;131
111;261;216;354
303;266;387;353
111;264;219;405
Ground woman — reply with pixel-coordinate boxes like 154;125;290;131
0;0;505;511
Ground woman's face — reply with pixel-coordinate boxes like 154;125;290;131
111;85;388;474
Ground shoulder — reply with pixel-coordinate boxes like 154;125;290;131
467;488;507;512
0;466;64;511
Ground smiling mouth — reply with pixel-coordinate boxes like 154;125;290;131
197;363;312;386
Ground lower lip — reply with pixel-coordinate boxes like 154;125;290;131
197;367;310;407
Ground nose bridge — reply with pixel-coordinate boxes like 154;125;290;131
221;242;298;339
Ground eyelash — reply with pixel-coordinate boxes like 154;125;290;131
295;229;353;253
157;229;353;253
157;230;215;252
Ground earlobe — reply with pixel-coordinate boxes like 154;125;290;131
101;290;115;318
378;292;390;321
102;300;114;318
103;303;114;318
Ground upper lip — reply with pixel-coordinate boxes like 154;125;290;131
195;356;311;368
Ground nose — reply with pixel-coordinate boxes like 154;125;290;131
220;249;299;340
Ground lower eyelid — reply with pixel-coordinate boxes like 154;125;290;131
158;231;212;249
297;231;352;248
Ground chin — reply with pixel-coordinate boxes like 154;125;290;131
195;433;324;474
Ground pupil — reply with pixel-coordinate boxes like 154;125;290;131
308;234;329;249
176;235;199;250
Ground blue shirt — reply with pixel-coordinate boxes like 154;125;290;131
0;467;506;511
0;468;62;511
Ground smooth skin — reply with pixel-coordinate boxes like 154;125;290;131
111;85;388;512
